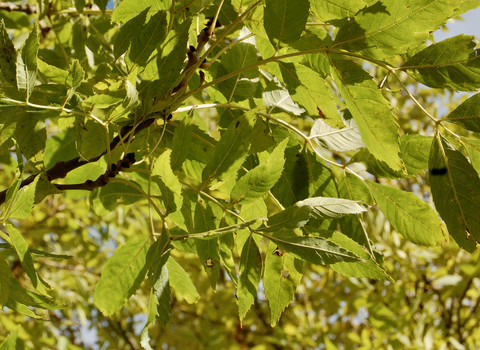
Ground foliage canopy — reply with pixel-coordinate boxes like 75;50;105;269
1;0;480;349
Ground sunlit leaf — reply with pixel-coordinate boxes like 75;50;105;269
0;19;17;86
444;92;480;132
334;0;460;59
331;58;403;171
167;257;200;304
367;181;448;246
311;116;365;152
296;196;367;219
16;23;38;97
94;237;150;316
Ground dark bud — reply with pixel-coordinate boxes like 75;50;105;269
121;162;131;169
126;153;136;163
111;163;116;171
202;59;207;63
206;18;221;28
189;45;196;52
166;114;173;120
107;173;116;178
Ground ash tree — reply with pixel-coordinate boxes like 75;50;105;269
1;0;480;349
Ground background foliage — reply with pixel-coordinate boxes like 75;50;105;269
1;0;480;349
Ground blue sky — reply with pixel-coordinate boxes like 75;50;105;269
435;6;480;41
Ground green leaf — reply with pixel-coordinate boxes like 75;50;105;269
0;327;19;350
202;110;255;187
311;0;369;23
271;145;309;207
167;257;199;304
171;115;193;171
264;237;303;327
216;43;259;102
463;138;480;176
66;59;84;90
14;111;46;161
94;237;150;316
266;234;362;265
112;0;169;24
6;223;38;288
0;19;17;86
319;230;393;281
261;205;312;232
125;11;168;69
153;263;171;326
366;181;448;246
90;182;144;216
179;217;265;240
141;18;192;101
263;0;310;50
153;149;183;215
296;196;367;219
8;277;63;310
8;174;39;220
403;35;480;91
444;92;480;133
333;0;460;59
194;201;220;290
331;58;403;171
0;259;12;307
238;233;262;322
29;248;72;260
272;61;343;127
114;8;149;60
37;59;69;86
338;171;374;205
350;134;433;179
16;23;39;97
310;116;365;152
76;120;107;161
230;138;288;205
262;72;306;116
305;149;338;198
429;136;480;252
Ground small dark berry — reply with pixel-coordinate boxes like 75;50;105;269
189;45;196;52
108;173;116;178
167;114;173;120
126;153;136;163
121;162;130;168
111;163;116;171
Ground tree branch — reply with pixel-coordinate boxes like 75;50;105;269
0;118;157;205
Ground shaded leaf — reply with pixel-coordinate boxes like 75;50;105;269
0;259;12;307
0;20;17;86
444;92;480;132
403;35;480;91
311;0;369;23
202;110;255;186
238;233;262;322
350;134;432;179
94;237;150;316
261;205;312;232
266;234;361;265
16;23;39;97
112;0;169;23
429;136;480;252
90;182;144;216
114;8;149;60
171;116;193;171
264;0;309;50
153;149;183;215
